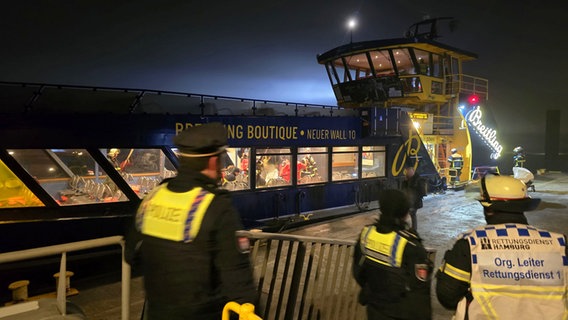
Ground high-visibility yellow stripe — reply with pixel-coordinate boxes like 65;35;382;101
439;262;471;283
472;283;566;294
361;226;407;267
472;285;566;300
475;291;565;300
475;294;498;320
471;282;566;319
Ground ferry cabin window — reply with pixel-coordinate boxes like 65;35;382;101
298;147;327;185
431;81;443;95
255;148;292;188
431;53;442;77
445;56;461;95
414;49;431;76
8;149;125;206
220;147;250;191
344;53;371;80
326;63;340;85
104;148;177;198
0;159;44;208
414;49;442;78
332;58;348;83
362;146;386;178
369;50;395;76
393;48;414;75
332;146;359;181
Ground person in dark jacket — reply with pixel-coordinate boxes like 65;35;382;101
126;122;256;320
436;174;567;319
353;189;433;320
401;165;425;231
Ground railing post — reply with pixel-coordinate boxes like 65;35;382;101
284;242;306;320
121;239;131;320
56;252;67;315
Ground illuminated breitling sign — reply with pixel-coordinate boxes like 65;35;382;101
465;106;503;159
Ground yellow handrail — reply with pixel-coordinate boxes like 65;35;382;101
222;302;262;320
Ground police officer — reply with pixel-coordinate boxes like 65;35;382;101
447;148;463;183
353;189;433;320
127;122;256;320
436;174;568;319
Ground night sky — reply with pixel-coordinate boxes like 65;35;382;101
1;0;566;155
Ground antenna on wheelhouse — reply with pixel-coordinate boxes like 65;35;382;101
347;17;357;43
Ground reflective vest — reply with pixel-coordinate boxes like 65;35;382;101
136;183;215;242
455;224;567;320
448;153;463;169
359;225;409;268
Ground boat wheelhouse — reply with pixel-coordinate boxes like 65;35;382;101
317;17;499;187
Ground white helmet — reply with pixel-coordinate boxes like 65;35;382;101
479;174;540;212
451;148;458;154
108;148;120;157
513;146;524;154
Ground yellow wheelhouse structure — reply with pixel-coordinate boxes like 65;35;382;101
317;18;497;188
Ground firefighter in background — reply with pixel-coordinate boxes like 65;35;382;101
513;146;526;168
300;154;317;177
105;148;124;193
353;189;433;320
279;158;291;183
447;148;463;183
107;148;134;172
436;174;567;320
107;148;121;171
296;159;307;180
239;152;249;173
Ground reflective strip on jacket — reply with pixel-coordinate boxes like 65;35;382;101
136;183;215;242
451;223;568;320
448;154;463;169
360;225;409;268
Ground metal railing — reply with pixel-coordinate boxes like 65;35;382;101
445;74;489;99
0;236;130;320
0;81;343;115
0;231;434;320
238;230;366;320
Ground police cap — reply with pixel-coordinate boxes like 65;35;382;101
379;189;410;219
174;122;228;157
